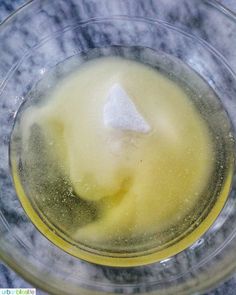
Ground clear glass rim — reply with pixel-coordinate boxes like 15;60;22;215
0;0;33;27
0;0;236;294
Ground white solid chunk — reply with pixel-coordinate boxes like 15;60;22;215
103;83;151;133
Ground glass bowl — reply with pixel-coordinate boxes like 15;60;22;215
1;0;236;294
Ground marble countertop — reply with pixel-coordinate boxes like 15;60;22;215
0;0;236;294
0;4;49;295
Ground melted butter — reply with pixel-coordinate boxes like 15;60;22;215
11;55;234;266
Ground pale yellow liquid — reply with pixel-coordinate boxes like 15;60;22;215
11;54;234;266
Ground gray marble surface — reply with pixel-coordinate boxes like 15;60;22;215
0;0;41;293
219;0;236;11
0;0;236;294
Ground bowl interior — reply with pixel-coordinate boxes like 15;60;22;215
1;1;236;294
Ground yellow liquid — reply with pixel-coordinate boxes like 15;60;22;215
10;51;234;266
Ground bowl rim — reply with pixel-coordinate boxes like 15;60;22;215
1;0;236;294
